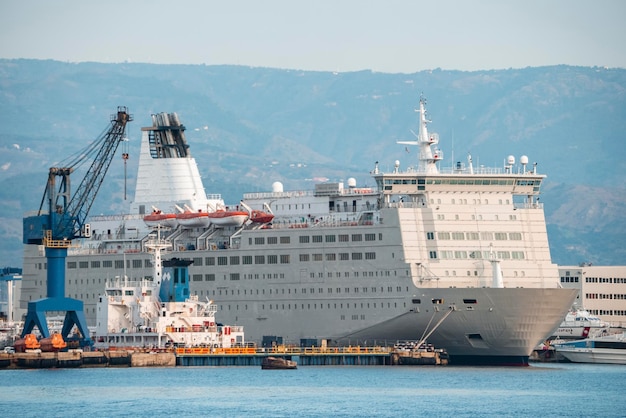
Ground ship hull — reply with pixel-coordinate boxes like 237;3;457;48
336;287;578;365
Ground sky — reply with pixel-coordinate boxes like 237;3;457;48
1;0;625;73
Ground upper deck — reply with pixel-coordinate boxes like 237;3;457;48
373;168;544;196
373;97;544;198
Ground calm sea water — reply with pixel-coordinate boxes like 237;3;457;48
1;363;625;417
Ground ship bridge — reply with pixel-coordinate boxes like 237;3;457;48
372;168;545;210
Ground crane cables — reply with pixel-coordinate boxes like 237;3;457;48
55;123;116;171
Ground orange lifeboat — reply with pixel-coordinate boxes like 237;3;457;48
207;210;249;227
40;333;67;352
250;210;274;224
143;209;178;228
14;333;41;352
176;209;211;228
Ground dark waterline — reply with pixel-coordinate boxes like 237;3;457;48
1;363;625;417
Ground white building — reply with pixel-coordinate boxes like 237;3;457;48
558;265;626;327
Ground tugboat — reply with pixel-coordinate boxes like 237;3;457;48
391;341;448;365
94;230;244;349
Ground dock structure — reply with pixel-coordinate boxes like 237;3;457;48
0;346;448;368
0;349;175;369
174;346;438;367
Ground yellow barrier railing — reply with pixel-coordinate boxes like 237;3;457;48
175;346;390;356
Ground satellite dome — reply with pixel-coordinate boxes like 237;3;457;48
507;155;515;165
347;177;357;188
272;181;284;193
520;155;529;165
395;160;400;168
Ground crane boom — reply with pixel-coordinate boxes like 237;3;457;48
24;107;132;245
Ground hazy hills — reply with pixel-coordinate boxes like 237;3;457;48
1;59;625;267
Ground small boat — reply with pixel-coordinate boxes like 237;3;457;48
143;208;178;228
392;341;448;365
551;308;609;339
176;209;211;228
261;356;297;370
249;210;274;224
554;332;626;364
207;210;249;227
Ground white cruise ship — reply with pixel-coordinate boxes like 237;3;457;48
21;98;577;365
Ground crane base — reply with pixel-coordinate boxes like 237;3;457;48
21;297;92;345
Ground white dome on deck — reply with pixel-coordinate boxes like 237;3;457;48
272;181;284;193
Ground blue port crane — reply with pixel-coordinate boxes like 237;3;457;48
22;107;132;345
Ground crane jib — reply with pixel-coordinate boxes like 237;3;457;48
23;106;132;245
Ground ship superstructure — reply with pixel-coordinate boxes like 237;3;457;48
21;99;577;365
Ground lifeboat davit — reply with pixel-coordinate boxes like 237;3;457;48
176;209;211;228
207;210;249;227
250;210;274;224
143;210;178;228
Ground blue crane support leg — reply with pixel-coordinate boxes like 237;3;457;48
21;247;92;345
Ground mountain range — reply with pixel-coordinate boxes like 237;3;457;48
0;59;625;267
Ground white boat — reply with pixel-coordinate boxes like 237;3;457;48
22;99;578;365
207;209;249;227
551;308;610;339
554;332;626;364
143;207;178;228
175;207;211;228
94;232;244;349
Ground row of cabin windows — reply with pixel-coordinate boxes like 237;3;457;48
585;293;626;300
586;309;626;316
195;285;409;295
250;233;380;246
440;214;517;221
383;178;520;186
431;232;522;240
220;302;406;312
68;259;149;269
429;250;526;260
67;250;378;269
200;252;376;267
193;269;396;282
438;269;526;278
53;281;406;297
585;277;626;283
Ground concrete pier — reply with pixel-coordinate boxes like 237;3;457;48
176;346;407;367
0;346;448;369
0;350;175;369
